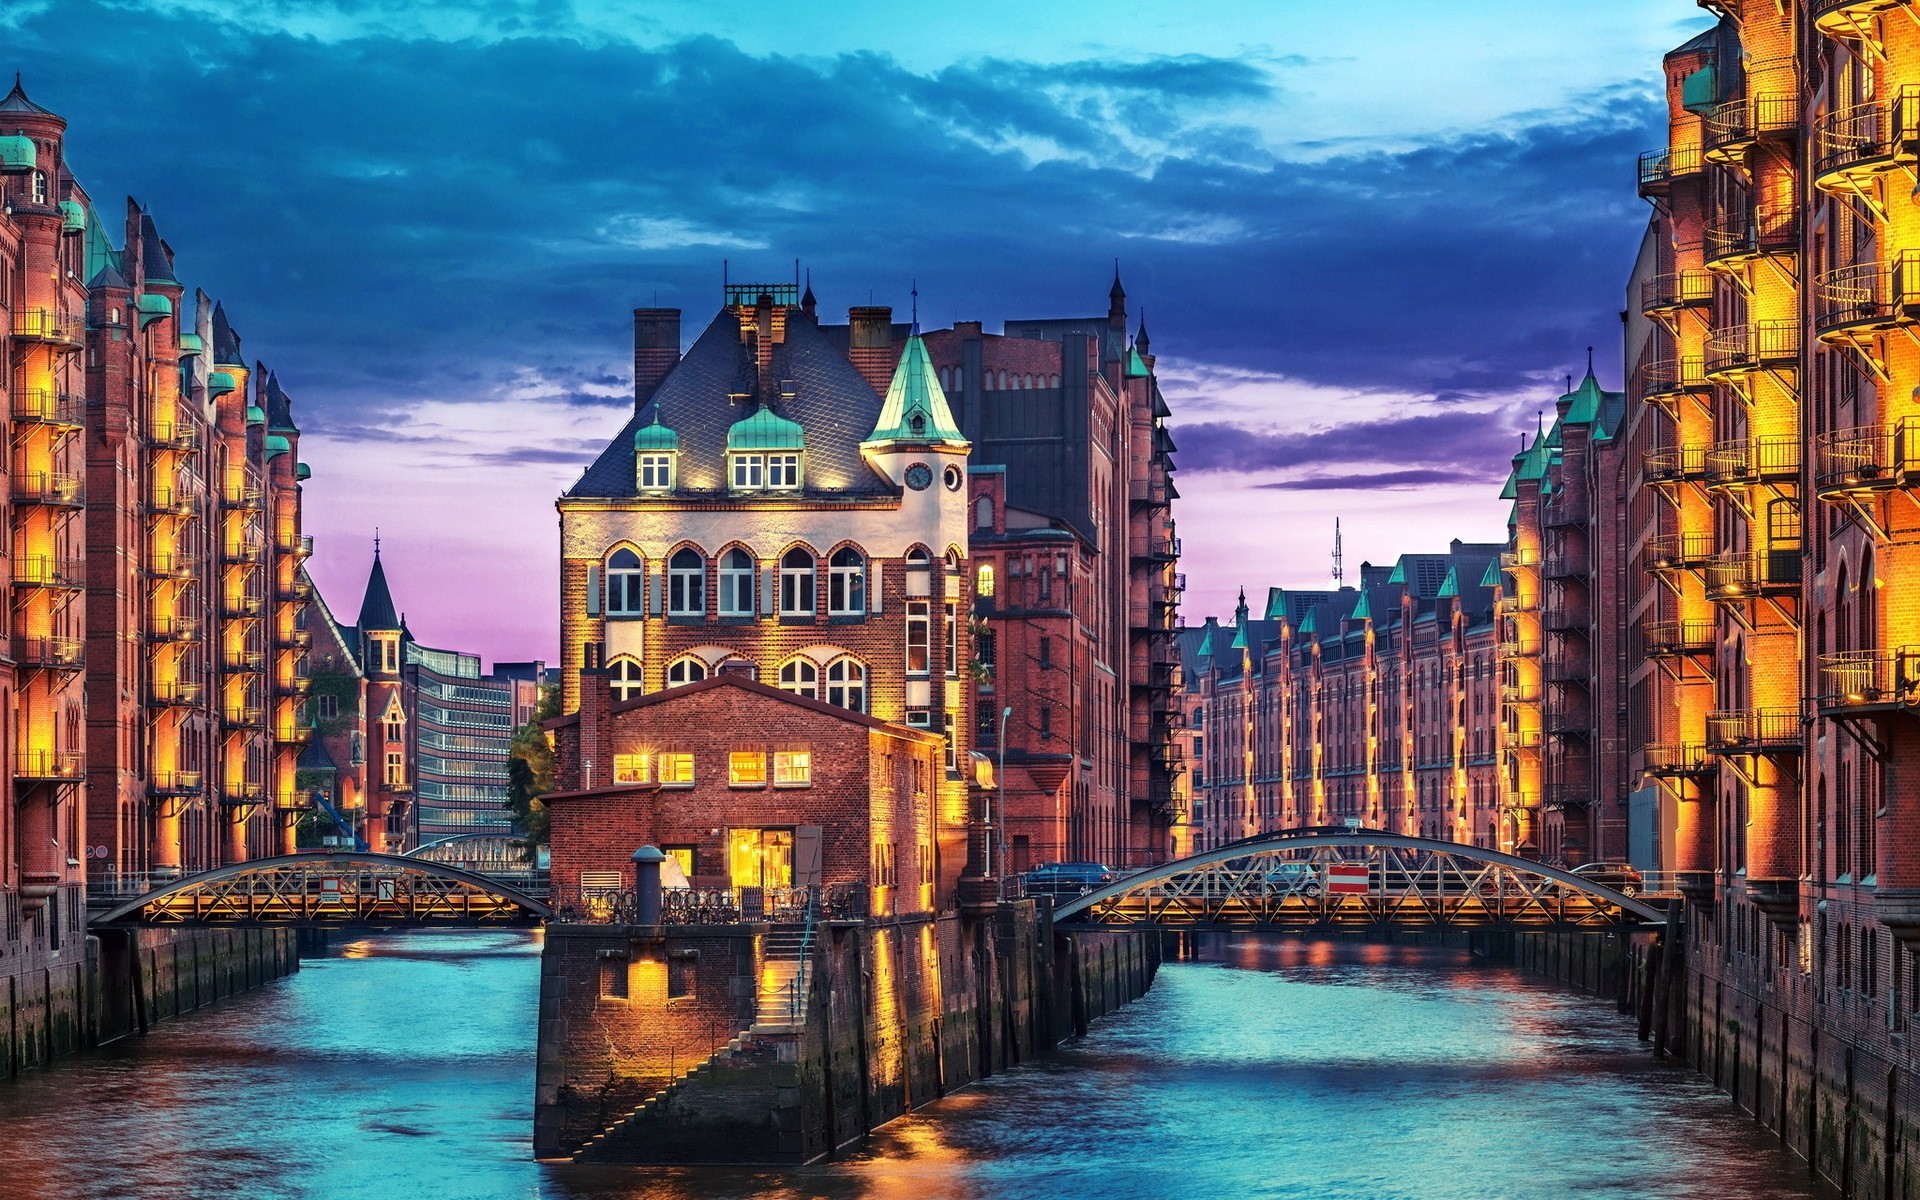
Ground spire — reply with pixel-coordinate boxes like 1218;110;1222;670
1586;345;1596;377
0;74;56;117
357;540;401;633
800;268;816;317
211;302;243;365
865;331;966;449
1135;312;1150;356
1108;261;1126;325
265;369;299;433
1109;261;1125;303
1230;588;1251;650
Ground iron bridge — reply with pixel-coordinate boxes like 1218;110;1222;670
1052;831;1668;930
92;852;553;928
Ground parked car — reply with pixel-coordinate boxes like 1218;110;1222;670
1571;861;1643;896
1022;862;1117;897
1260;861;1322;897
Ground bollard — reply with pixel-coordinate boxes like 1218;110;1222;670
632;845;666;926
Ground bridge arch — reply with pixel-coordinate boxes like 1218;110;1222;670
94;852;553;927
1053;831;1667;929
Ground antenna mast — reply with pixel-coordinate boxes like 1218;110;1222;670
1332;518;1344;588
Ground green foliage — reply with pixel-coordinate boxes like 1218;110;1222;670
503;683;560;848
303;663;361;738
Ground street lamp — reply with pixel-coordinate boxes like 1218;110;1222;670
998;706;1012;885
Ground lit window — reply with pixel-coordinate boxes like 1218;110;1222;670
384;751;404;786
613;753;650;785
906;600;930;675
609;656;644;701
606;548;644;616
779;658;818;699
666;656;707;687
779;548;815;616
729;751;767;787
668;547;705;615
976;563;995;596
826;657;866;712
828;547;866;615
719;548;756;616
384;712;403;743
767;453;800;489
731;454;764;490
774;751;812;786
638;453;674;491
658;752;694;786
30;171;46;205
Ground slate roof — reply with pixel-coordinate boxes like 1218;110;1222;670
357;552;401;632
0;76;55;116
297;724;337;771
137;212;177;285
212;302;243;365
567;307;893;499
265;369;298;433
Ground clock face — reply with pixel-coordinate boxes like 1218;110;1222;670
905;463;933;491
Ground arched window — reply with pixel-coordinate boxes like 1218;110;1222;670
719;548;756;616
668;547;705;616
609;656;645;701
975;496;993;529
829;547;866;615
905;546;930;568
780;547;815;617
778;658;818;699
606;548;644;616
826;657;866;712
666;656;707;687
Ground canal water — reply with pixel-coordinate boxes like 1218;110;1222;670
0;931;1833;1200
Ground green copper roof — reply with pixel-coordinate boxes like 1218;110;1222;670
209;371;237;397
633;415;680;452
136;293;172;326
1480;558;1502;588
176;332;204;357
1298;608;1318;635
1387;561;1406;584
296;462;312;481
1352;589;1373;621
58;200;84;233
865;333;965;447
1436;566;1460;598
265;434;291;458
1516;432;1551;482
727;404;805;451
1563;371;1604;424
1125;347;1151;378
245;404;266;424
0;135;33;171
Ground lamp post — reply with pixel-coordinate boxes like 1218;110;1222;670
998;705;1012;886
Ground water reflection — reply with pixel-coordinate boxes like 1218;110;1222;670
0;931;1835;1200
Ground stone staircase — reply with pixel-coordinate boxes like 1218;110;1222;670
571;1032;757;1162
753;921;813;1032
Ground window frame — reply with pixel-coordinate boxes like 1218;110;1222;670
609;656;645;701
779;548;816;617
828;547;866;615
613;753;651;785
778;658;819;699
728;750;768;788
606;548;645;616
718;547;756;617
668;548;706;616
657;752;695;786
638;453;675;491
906;600;931;675
826;657;866;712
773;750;812;787
730;453;765;490
666;656;707;687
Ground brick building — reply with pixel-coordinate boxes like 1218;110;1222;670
546;670;956;915
0;78;312;954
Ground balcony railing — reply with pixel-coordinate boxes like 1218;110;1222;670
1544;783;1593;812
1813;254;1920;340
1499;549;1539;571
222;784;267;807
1816;648;1920;716
1644;743;1714;777
1543;654;1589;683
1645;532;1714;572
1546;704;1592;736
1703;551;1802;600
12;556;82;590
1504;728;1543;751
1704;206;1798;268
1641;268;1712;316
1542;551;1584;579
223;649;265;672
1638;144;1704;197
1500;634;1542;657
148;485;195;515
223;482;264;509
1706;709;1804;753
1705;320;1799;377
16;636;82;671
1542;604;1589;633
146;552;194;580
1643;445;1708;484
11;309;83;346
12;472;82;508
147;771;202;796
149;680;204;707
1813;88;1920;187
10;389;83;426
150;615;199;642
224;538;264;564
223;706;265;728
145;421;198;452
1639;356;1710;404
1642;620;1714;658
1814;422;1920;497
1812;0;1911;39
279;533;314;557
277;578;314;603
1501;682;1541;705
1703;436;1801;487
15;750;82;781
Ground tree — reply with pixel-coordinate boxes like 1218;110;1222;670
503;683;560;848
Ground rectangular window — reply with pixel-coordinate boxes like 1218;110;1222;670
316;694;338;721
731;454;764;490
638;454;674;490
906;600;930;675
729;751;767;787
599;954;630;999
780;559;815;616
976;563;995;596
613;753;650;785
767;453;800;489
658;752;695;786
774;750;812;786
385;751;405;786
1039;637;1052;669
944;601;958;675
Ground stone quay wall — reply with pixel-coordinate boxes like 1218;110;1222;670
534;899;1158;1163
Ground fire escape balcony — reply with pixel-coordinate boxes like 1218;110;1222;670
275;675;312;698
284;626;312;650
222;783;267;807
1638;144;1704;199
1646;533;1714;573
145;421;198;452
274;718;311;743
1542;603;1588;633
1543;653;1588;684
1500;632;1541;657
1643;445;1708;485
1704;436;1801;489
10;390;83;427
278;533;314;558
1504;728;1543;751
1703;98;1757;164
1812;89;1920;193
1546;702;1591;737
1642;620;1715;659
1816;648;1920;717
1499;549;1539;573
224;538;264;564
1705;321;1799;380
146;552;194;580
147;771;202;796
12;556;82;591
1815;254;1920;343
1815;422;1920;500
15;751;82;782
1501;682;1541;705
1543;783;1593;812
148;680;203;707
1641;268;1713;319
1542;551;1584;580
1704;207;1797;271
1639;357;1711;409
150;615;199;643
1813;0;1911;39
147;485;195;516
1133;533;1180;563
223;482;264;510
12;472;82;509
223;705;265;729
223;594;265;619
10;308;84;348
16;636;82;672
223;648;264;672
1703;550;1802;601
1644;743;1714;778
1706;709;1804;754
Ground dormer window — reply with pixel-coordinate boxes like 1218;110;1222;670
730;452;801;491
731;454;764;490
725;404;805;493
768;453;799;489
638;453;674;491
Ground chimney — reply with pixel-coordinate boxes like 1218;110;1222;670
576;659;615;791
848;305;895;395
632;308;682;408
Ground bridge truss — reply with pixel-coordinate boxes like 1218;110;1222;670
92;852;553;927
1053;832;1668;931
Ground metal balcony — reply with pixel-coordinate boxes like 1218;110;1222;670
222;784;268;807
1543;654;1588;683
11;390;83;427
223;482;264;509
1813;0;1911;39
1816;648;1920;717
145;421;198;452
1501;682;1541;705
150;615;199;643
1813;89;1920;192
16;636;82;671
1543;783;1592;812
1813;254;1920;341
1541;605;1588;633
1504;728;1543;751
1639;357;1710;407
1646;533;1714;573
223;706;265;729
1643;445;1708;485
13;556;82;590
1706;709;1804;754
15;750;82;781
223;595;265;619
223;649;265;672
12;471;82;509
147;771;202;796
224;538;264;564
1642;620;1714;659
1704;206;1797;270
146;552;194;580
1637;144;1703;198
148;680;203;707
1546;705;1591;736
1703;551;1802;601
1814;423;1920;499
147;485;194;516
1705;321;1799;379
1644;743;1714;778
1641;269;1712;318
11;309;83;347
1541;551;1584;580
1703;436;1801;488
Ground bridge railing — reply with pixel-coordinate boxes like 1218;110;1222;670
550;884;847;925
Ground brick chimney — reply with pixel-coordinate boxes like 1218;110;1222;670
632;308;681;408
848;305;896;395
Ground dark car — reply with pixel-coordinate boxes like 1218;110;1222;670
1022;861;1117;897
1571;861;1643;896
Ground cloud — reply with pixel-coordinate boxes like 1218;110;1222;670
1255;468;1499;491
1174;408;1532;477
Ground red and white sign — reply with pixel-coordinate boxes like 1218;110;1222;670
319;876;343;906
1325;864;1370;895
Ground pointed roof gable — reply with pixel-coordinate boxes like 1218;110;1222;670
297;722;338;771
357;551;401;632
0;75;55;117
212;302;243;366
866;333;966;448
137;211;178;285
265;369;298;433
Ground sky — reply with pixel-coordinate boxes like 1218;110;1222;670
6;0;1714;664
